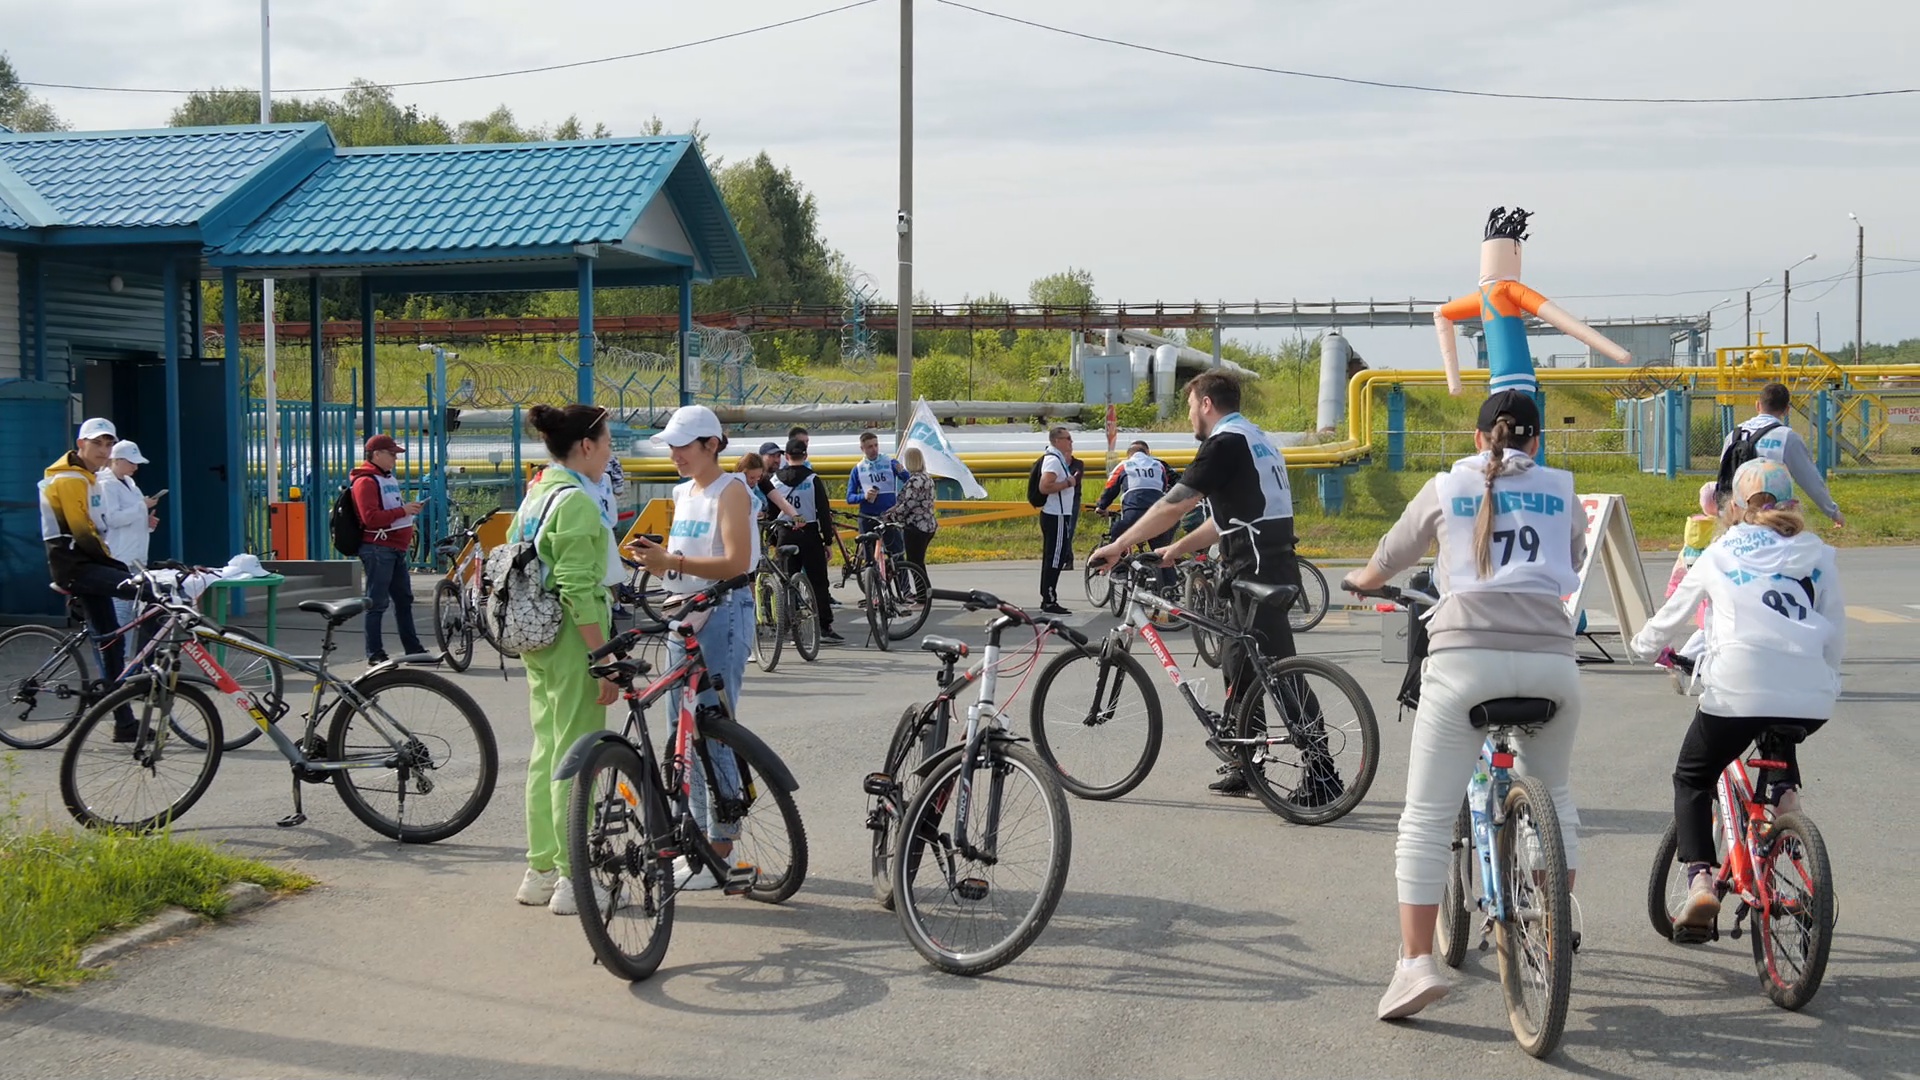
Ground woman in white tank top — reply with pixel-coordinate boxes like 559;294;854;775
629;405;758;890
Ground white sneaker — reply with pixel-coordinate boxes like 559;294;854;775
547;875;638;916
673;856;721;892
1378;954;1451;1020
516;867;559;906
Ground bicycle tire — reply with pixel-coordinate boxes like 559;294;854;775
627;567;669;626
1229;655;1379;825
885;561;933;642
871;702;948;909
0;624;92;750
1494;775;1572;1059
433;580;475;673
326;668;499;843
1083;551;1113;610
863;566;890;651
1186;571;1224;670
1751;810;1834;1010
753;573;784;673
1289;558;1331;634
567;737;676;982
1437;797;1473;967
787;575;822;662
60;677;223;833
1028;641;1163;801
173;626;287;752
475;584;521;660
894;741;1072;976
1646;818;1683;941
706;727;809;904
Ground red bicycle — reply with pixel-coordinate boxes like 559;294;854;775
1646;722;1835;1010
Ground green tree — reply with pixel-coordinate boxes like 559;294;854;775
0;53;67;131
1028;267;1098;308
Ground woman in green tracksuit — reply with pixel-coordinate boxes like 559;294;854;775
512;404;625;915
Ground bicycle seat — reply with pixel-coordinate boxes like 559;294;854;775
919;635;969;661
1229;580;1299;609
1759;724;1809;746
298;597;368;625
1468;698;1558;729
777;544;799;556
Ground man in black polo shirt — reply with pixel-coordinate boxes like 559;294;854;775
1092;372;1335;802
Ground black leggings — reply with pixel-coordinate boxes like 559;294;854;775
1673;710;1826;865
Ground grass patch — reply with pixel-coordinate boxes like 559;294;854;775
0;756;314;988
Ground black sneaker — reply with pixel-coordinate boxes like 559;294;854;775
368;652;390;665
1039;601;1072;616
820;629;846;645
1209;770;1250;796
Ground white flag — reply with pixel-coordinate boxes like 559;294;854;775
901;398;987;499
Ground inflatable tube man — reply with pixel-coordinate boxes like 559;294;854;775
1435;207;1631;397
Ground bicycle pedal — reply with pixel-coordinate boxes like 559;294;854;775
722;864;758;896
954;877;990;902
1670;924;1717;945
862;771;896;798
275;812;307;828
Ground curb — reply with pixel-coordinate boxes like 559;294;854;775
76;881;278;973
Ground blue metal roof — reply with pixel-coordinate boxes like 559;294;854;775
211;136;753;282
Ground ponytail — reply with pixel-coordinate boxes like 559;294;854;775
1471;417;1516;579
1739;494;1805;537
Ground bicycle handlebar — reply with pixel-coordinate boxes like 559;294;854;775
587;572;755;661
928;588;1086;646
1343;582;1440;608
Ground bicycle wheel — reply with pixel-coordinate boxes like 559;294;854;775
872;702;948;909
752;573;784;674
707;726;809;904
326;669;499;843
1751;810;1834;1010
1229;655;1379;825
894;741;1072;975
0;625;92;749
788;575;821;662
1027;641;1163;801
885;561;933;642
173;626;287;752
60;677;223;832
1083;551;1113;610
1288;558;1331;634
1186;573;1224;670
1494;775;1573;1059
475;585;521;660
863;566;890;651
622;566;670;626
1438;797;1473;967
433;580;474;673
1647;810;1729;941
567;737;675;982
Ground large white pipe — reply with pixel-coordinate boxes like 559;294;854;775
1152;344;1179;417
1317;330;1351;433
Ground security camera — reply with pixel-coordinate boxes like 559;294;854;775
896;211;911;236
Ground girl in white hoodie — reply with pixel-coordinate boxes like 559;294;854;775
1631;459;1844;932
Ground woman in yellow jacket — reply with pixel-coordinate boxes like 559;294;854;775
511;404;625;915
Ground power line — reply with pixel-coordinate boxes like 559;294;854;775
21;0;879;96
933;0;1920;105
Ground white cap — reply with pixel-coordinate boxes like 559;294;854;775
109;440;148;464
224;553;268;579
650;404;724;448
77;417;117;441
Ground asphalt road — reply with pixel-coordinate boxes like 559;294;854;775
4;551;1917;1079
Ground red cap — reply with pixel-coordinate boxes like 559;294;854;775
365;434;407;457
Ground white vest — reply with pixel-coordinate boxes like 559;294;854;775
854;456;901;502
1434;451;1580;597
373;472;415;532
773;471;819;524
667;473;759;594
1205;413;1294;528
1122;453;1167;498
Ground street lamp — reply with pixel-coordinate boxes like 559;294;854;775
1782;253;1816;347
1744;277;1771;347
1849;213;1863;364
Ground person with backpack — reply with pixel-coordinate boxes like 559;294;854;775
773;438;843;645
511;404;627;914
1033;426;1081;615
346;435;429;664
1717;383;1843;526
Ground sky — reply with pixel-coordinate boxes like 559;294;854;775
9;0;1920;369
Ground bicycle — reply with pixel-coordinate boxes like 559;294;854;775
431;510;517;672
831;513;932;650
58;566;498;843
554;573;808;982
1645;707;1833;1010
1030;554;1378;823
864;592;1084;912
749;527;822;672
1;580;281;752
884;587;1076;975
1352;580;1572;1059
1290;556;1331;634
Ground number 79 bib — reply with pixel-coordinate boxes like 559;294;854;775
1435;452;1580;598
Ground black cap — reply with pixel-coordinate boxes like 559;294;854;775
785;437;808;458
1477;390;1540;438
758;441;782;456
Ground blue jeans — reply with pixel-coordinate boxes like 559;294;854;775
670;589;752;842
359;545;424;660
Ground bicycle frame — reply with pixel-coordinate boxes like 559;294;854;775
1709;750;1801;921
1464;733;1525;926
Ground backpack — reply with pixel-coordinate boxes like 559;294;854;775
482;485;579;654
329;484;364;556
1715;420;1783;502
1026;456;1048;508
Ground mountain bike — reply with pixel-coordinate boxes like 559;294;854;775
886;587;1077;975
1031;555;1378;823
864;595;1082;912
58;566;498;842
832;513;932;650
749;528;821;672
555;574;808;982
1289;556;1331;633
1;581;281;751
1646;713;1833;1010
1353;580;1573;1059
432;510;515;672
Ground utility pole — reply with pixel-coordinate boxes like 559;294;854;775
261;0;280;503
1744;290;1751;347
1783;253;1815;349
894;0;913;443
1851;213;1864;363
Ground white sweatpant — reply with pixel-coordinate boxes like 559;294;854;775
1396;648;1583;905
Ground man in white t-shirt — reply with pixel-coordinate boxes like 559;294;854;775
1035;427;1082;614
